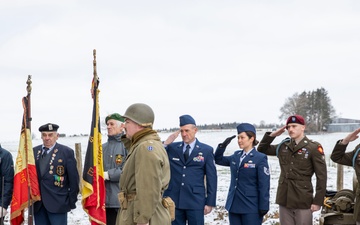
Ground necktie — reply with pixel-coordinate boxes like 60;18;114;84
184;145;190;161
42;147;49;158
239;152;246;165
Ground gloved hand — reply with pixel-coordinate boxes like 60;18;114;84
104;171;109;180
0;206;8;217
218;135;236;148
259;209;268;217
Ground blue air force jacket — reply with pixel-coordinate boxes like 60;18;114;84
215;146;270;214
164;139;217;210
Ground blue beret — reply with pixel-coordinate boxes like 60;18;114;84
39;123;59;132
236;123;256;135
179;115;196;126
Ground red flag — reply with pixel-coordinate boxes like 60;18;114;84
82;54;106;225
10;91;41;225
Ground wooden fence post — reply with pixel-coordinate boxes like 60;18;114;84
75;143;83;192
337;164;343;191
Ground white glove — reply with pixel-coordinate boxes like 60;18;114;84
104;171;109;180
0;206;8;217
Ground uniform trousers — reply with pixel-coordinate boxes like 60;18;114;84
34;204;67;225
173;208;204;225
106;208;118;225
228;212;262;225
279;205;312;225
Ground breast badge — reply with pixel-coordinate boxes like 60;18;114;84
116;154;123;165
193;152;204;162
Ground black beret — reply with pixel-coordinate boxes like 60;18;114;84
39;123;59;132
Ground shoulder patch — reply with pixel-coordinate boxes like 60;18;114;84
147;146;153;151
317;145;324;155
264;167;270;176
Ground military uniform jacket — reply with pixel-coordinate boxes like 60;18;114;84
257;132;327;209
102;134;127;208
164;139;217;210
33;143;79;213
215;146;270;214
0;145;14;209
331;141;360;221
117;128;171;225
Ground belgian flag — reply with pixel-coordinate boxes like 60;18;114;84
81;50;106;225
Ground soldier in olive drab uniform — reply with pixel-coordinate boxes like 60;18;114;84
258;115;327;225
330;127;360;225
116;103;171;225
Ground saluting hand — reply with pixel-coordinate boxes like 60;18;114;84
341;127;360;145
163;130;180;146
269;125;287;137
218;135;236;148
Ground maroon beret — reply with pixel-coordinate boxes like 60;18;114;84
286;115;305;125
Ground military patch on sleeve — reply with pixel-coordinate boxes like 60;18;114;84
264;167;270;176
317;145;324;155
147;146;153;151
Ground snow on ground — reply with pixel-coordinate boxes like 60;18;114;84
1;130;357;224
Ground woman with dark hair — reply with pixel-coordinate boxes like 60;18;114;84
215;123;270;225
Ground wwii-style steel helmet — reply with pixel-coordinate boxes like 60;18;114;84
123;103;154;127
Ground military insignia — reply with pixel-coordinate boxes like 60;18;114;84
147;146;153;151
56;166;65;176
54;175;65;187
317;145;324;155
115;154;123;165
264;167;270;176
193;152;204;162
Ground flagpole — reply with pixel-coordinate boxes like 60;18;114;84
26;75;34;225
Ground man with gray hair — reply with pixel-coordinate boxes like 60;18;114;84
103;113;127;225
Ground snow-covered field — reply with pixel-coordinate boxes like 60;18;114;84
1;130;357;224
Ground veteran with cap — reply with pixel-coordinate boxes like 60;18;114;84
102;113;127;225
163;114;217;225
257;115;327;225
33;123;79;225
215;123;270;225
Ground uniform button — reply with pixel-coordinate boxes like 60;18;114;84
235;178;238;181
181;183;184;186
234;186;237;188
290;162;293;164
182;174;185;177
183;166;186;169
290;169;292;171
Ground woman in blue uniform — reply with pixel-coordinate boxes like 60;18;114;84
215;123;270;225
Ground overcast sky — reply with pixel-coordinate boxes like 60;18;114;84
1;0;359;141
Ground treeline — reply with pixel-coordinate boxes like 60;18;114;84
159;87;336;133
157;122;281;132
